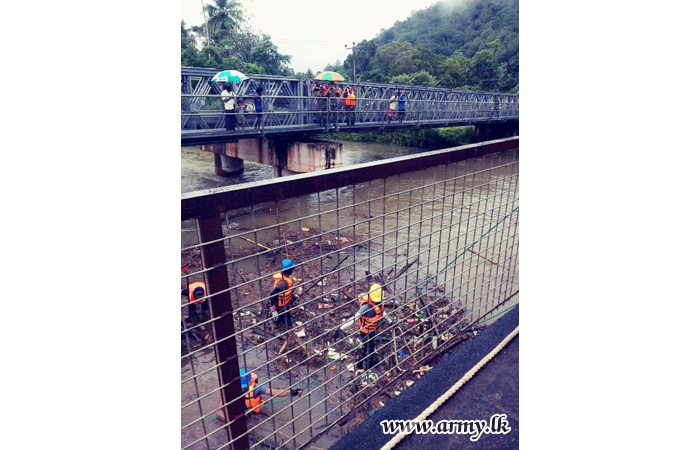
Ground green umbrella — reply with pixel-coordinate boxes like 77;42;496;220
212;70;248;83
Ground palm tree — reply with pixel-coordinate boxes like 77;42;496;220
203;0;244;44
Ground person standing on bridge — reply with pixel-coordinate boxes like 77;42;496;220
388;92;398;123
344;87;356;125
328;82;340;128
269;259;302;328
397;90;407;124
335;283;385;371
315;83;329;127
221;83;237;131
253;87;264;132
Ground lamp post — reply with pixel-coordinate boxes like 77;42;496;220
345;42;356;82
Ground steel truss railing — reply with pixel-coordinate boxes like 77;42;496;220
181;137;519;450
181;67;519;134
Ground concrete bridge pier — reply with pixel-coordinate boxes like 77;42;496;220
214;154;244;177
475;121;519;139
201;137;343;178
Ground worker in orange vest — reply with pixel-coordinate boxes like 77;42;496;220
269;259;302;328
216;368;303;420
344;87;357;125
335;283;385;370
181;266;209;319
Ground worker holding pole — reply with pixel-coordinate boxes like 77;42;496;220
269;259;302;328
335;283;385;370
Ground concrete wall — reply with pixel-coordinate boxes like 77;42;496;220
286;139;343;173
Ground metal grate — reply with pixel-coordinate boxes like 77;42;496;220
181;137;519;450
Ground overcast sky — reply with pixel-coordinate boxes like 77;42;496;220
182;0;439;73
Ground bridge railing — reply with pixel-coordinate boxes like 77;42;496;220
181;137;519;450
182;68;519;133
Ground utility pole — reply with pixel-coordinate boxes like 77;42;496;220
345;42;356;82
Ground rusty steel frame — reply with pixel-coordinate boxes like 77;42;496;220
181;137;519;450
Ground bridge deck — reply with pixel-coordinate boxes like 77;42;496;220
181;117;516;145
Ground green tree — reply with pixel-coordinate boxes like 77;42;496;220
439;50;470;88
409;70;437;86
323;0;518;89
243;62;265;74
181;21;196;50
471;49;499;90
388;74;412;85
376;42;419;77
344;39;377;74
250;34;292;75
201;0;244;44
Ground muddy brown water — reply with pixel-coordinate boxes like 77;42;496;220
181;142;519;449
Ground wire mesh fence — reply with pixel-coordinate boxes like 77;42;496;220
181;137;519;450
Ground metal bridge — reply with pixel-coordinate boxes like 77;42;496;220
181;137;519;450
182;67;519;146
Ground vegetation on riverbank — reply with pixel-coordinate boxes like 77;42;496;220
319;126;479;149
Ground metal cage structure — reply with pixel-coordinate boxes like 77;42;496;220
181;67;519;142
181;137;519;450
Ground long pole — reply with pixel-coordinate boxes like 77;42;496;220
352;41;356;82
345;42;356;82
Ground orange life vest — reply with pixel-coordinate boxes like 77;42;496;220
244;372;263;414
272;273;294;307
358;295;384;334
345;92;356;107
188;281;207;305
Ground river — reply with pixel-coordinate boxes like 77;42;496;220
181;141;431;194
181;140;519;450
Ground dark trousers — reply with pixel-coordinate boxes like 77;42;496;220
187;300;209;318
224;110;236;131
359;332;378;370
276;305;293;327
346;106;356;125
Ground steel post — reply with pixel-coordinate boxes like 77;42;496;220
197;213;250;450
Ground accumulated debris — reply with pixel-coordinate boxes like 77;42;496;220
181;216;478;441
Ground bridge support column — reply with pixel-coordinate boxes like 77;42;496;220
201;138;342;178
214;154;244;177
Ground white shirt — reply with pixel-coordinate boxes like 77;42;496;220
221;89;236;110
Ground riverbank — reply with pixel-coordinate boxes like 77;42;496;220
319;126;480;149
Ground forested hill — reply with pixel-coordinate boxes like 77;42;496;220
325;0;518;92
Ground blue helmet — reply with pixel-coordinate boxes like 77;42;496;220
282;259;294;270
239;368;251;389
